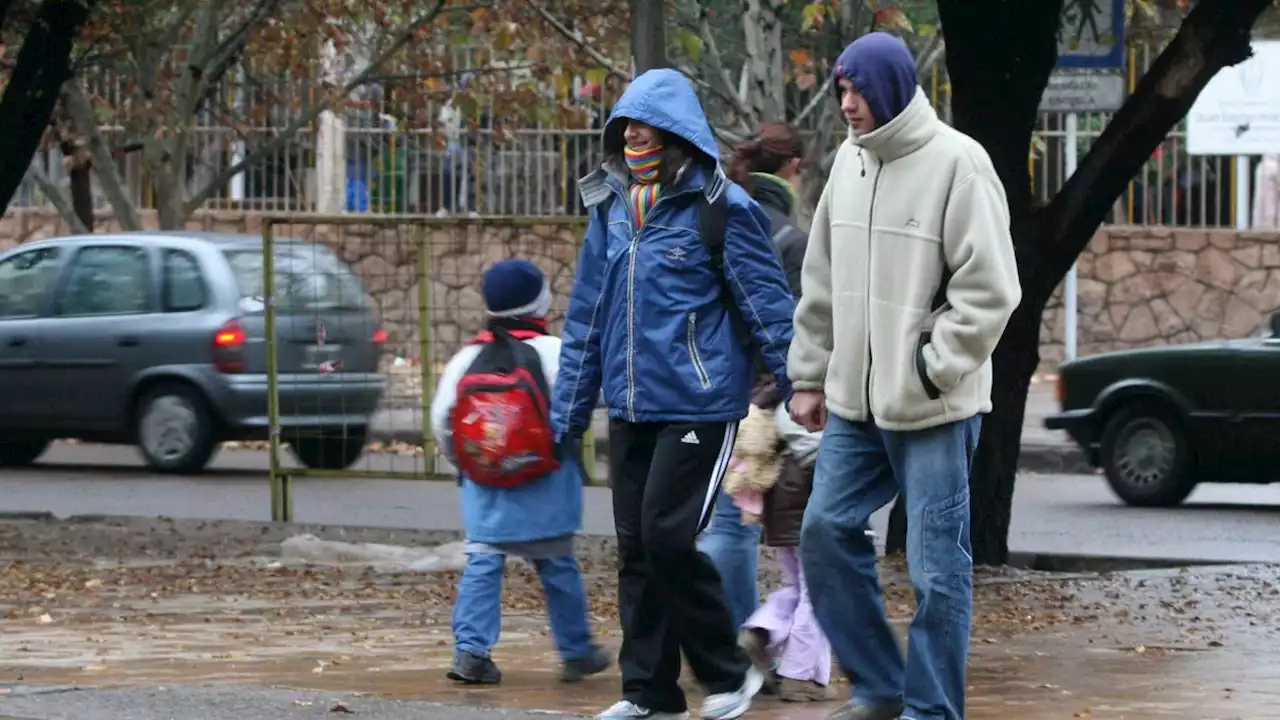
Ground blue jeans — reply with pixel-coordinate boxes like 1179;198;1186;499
697;490;762;628
452;552;599;661
801;414;980;720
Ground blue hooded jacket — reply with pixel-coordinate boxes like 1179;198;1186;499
831;32;918;126
552;69;796;434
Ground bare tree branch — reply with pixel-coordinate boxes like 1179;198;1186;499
61;80;143;230
792;75;833;126
192;0;287;116
183;0;452;215
27;163;91;235
914;32;946;75
697;13;754;123
522;0;632;81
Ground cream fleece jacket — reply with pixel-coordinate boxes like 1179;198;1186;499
788;88;1021;431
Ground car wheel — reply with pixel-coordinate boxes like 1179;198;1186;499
291;427;368;470
0;437;51;467
135;383;218;474
1099;402;1196;507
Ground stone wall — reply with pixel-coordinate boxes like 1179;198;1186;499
1039;226;1280;368
4;210;1278;371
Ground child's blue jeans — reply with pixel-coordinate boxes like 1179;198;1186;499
452;551;598;661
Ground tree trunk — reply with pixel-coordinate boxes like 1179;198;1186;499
741;0;786;121
0;0;96;216
60;81;144;231
967;298;1044;565
630;0;667;72
58;140;94;232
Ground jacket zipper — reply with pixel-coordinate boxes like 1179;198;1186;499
615;184;688;422
864;159;883;419
686;312;712;388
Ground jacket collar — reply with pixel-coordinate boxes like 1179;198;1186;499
849;87;938;163
749;173;795;218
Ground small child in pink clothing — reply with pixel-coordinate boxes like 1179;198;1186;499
725;381;833;703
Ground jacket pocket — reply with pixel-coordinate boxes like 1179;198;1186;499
687;312;713;389
915;331;942;400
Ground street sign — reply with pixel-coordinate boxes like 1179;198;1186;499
1057;0;1125;70
1187;40;1280;155
1039;71;1126;112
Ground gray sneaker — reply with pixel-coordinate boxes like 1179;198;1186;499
826;701;905;720
562;645;612;682
446;650;501;684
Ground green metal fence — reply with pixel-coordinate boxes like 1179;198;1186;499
259;214;595;522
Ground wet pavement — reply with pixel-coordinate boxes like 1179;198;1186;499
1;518;1278;718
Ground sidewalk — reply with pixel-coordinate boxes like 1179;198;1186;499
373;378;1089;474
2;517;1276;719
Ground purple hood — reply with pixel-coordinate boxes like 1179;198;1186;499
831;32;918;127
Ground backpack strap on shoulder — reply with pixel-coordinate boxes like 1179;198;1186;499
697;192;729;270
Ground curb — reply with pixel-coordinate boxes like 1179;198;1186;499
369;429;1092;475
0;511;55;521
1005;552;1248;573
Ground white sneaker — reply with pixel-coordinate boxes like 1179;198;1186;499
700;665;765;719
596;699;690;720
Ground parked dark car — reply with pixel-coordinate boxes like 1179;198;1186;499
0;232;387;474
1045;310;1280;507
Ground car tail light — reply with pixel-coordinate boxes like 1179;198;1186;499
1055;374;1065;405
372;328;388;343
213;319;246;373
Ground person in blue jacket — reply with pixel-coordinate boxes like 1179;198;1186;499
552;69;796;720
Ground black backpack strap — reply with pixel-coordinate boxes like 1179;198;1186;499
697;192;729;266
697;192;733;306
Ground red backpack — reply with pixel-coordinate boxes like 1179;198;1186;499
449;325;560;488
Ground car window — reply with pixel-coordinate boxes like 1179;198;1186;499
55;246;152;316
163;249;206;312
0;247;61;318
223;245;369;312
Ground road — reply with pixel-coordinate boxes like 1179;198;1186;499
2;443;1279;564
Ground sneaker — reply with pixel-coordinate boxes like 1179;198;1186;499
737;629;779;696
563;645;612;682
596;699;690;719
777;677;836;702
446;650;501;684
700;665;765;719
825;701;906;720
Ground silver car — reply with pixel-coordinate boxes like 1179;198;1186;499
0;232;387;473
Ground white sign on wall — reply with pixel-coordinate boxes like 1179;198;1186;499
1186;40;1280;155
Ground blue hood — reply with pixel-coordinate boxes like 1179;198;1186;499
832;32;918;127
603;69;720;162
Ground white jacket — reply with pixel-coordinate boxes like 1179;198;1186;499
789;88;1021;431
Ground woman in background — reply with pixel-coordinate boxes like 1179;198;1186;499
698;122;808;632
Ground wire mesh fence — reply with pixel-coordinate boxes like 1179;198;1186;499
257;215;599;520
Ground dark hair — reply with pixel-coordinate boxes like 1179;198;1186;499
656;131;707;186
727;123;805;191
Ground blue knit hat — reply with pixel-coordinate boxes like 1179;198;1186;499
482;259;550;318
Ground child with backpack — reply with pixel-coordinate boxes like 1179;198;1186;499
429;259;611;685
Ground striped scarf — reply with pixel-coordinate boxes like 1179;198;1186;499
624;145;662;227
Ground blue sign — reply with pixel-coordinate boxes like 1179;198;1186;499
1057;0;1126;70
